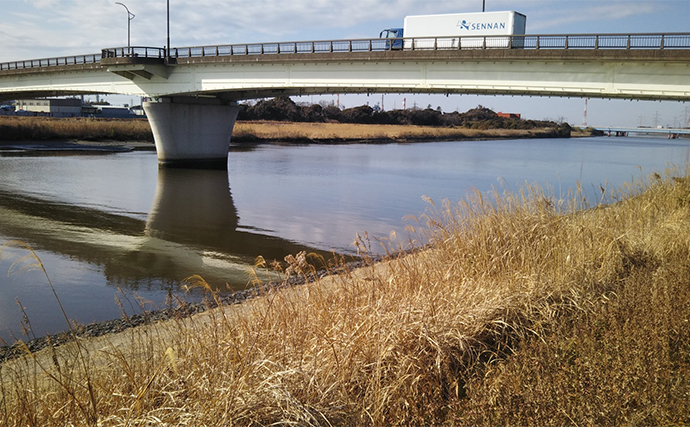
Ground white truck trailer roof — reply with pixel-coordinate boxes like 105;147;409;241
403;11;527;49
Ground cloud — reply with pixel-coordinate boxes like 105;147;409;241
21;0;62;8
525;1;667;31
167;0;419;41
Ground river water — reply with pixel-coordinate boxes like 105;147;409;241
1;136;688;343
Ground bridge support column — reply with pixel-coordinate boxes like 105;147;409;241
144;97;239;169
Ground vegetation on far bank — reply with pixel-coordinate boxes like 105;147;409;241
238;96;569;130
1;167;689;425
0;100;574;143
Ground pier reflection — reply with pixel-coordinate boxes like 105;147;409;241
0;168;329;292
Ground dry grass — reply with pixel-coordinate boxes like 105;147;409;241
0;116;153;142
0;116;563;144
2;169;690;425
232;120;560;142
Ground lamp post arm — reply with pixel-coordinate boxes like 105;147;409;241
115;2;135;52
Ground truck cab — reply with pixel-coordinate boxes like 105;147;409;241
379;28;404;50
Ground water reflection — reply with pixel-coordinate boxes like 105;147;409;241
146;168;240;243
135;168;330;289
0;168;328;294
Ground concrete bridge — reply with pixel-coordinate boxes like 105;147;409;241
2;32;690;168
594;127;690;138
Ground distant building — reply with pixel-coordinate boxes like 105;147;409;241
497;112;521;119
12;98;142;118
15;98;82;117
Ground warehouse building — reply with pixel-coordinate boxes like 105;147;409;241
15;98;83;117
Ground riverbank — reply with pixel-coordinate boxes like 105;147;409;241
231;120;571;143
2;167;689;425
0;116;573;146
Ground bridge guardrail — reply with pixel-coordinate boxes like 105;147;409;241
162;33;690;59
101;47;167;60
524;34;690;49
169;39;391;57
0;53;101;71
2;33;690;73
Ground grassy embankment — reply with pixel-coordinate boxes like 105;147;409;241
0;116;570;144
1;167;690;425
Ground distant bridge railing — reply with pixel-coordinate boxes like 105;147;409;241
0;53;101;71
2;32;690;72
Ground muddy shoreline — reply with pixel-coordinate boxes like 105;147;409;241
0;139;155;152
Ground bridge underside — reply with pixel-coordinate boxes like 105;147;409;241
3;49;690;101
1;49;689;167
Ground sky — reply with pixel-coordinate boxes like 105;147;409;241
1;0;689;127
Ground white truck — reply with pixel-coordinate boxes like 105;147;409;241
380;11;527;50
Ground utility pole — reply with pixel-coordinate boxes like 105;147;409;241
482;0;486;12
653;111;661;128
582;98;588;127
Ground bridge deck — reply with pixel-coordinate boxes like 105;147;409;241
1;32;690;102
2;32;690;75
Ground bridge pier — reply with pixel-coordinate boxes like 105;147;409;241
143;97;239;169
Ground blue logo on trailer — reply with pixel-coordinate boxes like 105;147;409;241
457;20;506;31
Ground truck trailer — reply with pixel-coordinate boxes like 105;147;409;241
380;11;527;50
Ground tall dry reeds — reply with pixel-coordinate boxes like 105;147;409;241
1;169;689;425
458;172;690;425
0;116;153;142
231;120;561;143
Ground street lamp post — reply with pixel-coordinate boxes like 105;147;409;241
115;2;135;55
167;0;170;60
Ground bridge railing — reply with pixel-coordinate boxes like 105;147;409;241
3;33;690;73
525;33;690;49
101;47;167;59
0;53;101;71
167;32;690;58
169;39;392;57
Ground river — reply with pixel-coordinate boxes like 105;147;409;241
0;136;688;343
